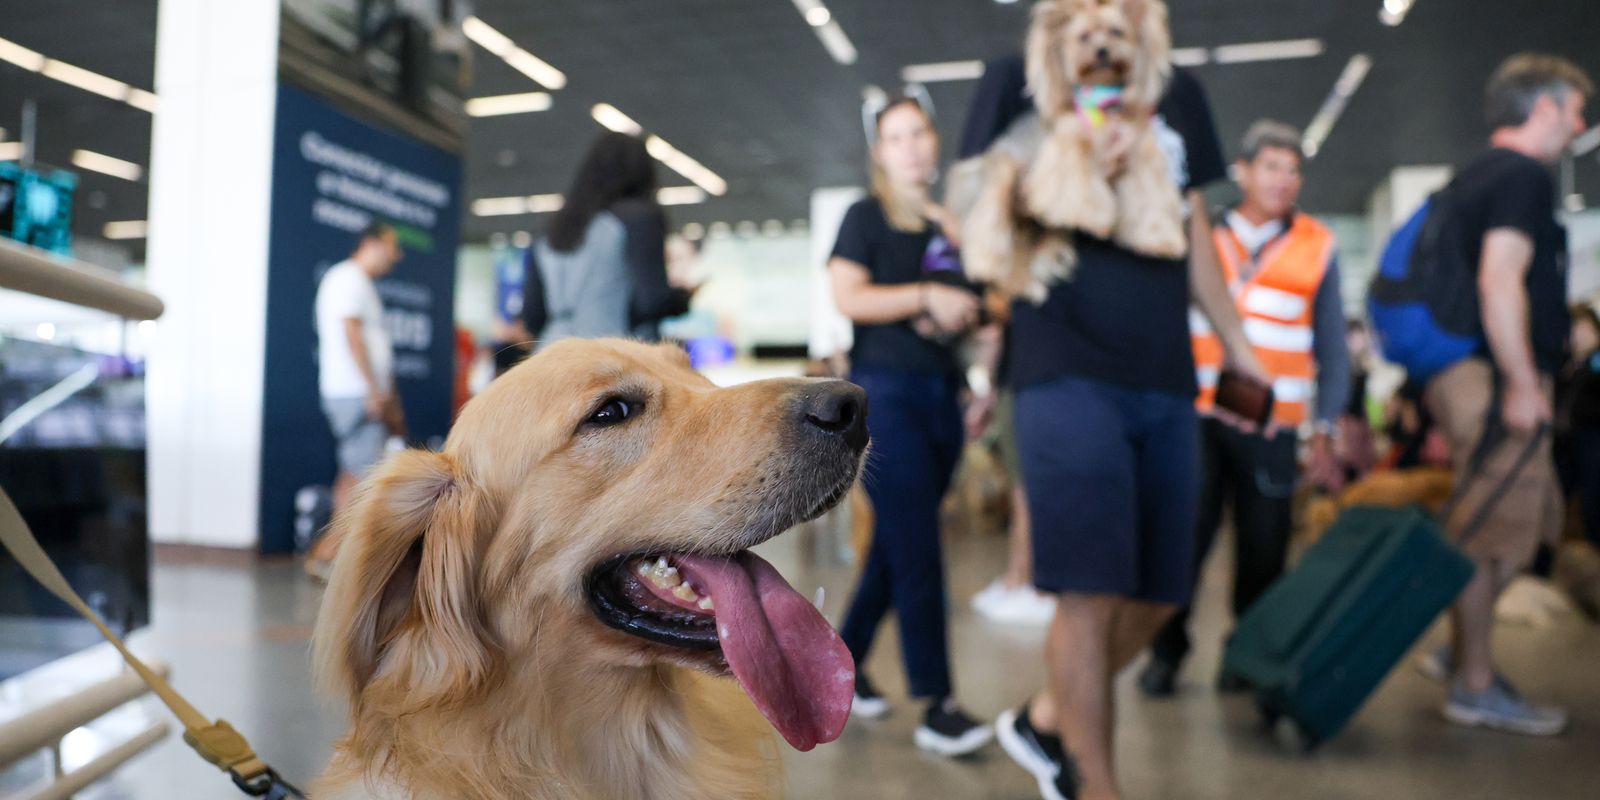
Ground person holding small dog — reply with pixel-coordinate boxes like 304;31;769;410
1138;120;1352;698
954;1;1271;798
830;95;996;757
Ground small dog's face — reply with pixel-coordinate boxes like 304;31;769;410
315;339;868;751
1027;0;1171;116
1062;2;1138;86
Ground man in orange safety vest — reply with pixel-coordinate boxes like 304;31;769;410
1141;119;1353;696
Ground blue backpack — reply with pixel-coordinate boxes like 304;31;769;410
1368;194;1483;384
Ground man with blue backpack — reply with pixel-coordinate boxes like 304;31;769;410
1371;53;1591;736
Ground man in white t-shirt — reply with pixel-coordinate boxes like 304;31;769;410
307;221;403;577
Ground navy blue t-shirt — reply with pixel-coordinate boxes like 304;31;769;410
962;57;1227;396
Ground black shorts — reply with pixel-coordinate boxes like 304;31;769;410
1017;376;1200;604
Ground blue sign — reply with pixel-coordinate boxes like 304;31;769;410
258;83;461;553
495;245;527;324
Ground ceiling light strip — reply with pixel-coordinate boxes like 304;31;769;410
71;149;144;181
1302;54;1373;159
465;92;552;117
1210;38;1324;65
646;135;728;196
901;60;985;84
462;15;567;90
588;103;728;196
1379;0;1417;27
591;103;643;135
471;187;705;218
789;0;857;65
103;220;148;240
0;35;158;114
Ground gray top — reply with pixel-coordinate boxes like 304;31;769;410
534;210;633;347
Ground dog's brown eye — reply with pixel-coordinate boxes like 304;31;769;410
1110;27;1125;38
587;398;634;427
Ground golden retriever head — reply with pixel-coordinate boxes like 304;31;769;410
313;338;868;756
1027;0;1172;117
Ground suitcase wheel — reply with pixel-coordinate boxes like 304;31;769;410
1294;723;1324;754
1254;695;1280;730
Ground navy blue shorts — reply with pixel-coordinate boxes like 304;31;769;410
1016;375;1200;604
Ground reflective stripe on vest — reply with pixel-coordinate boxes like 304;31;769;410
1191;213;1333;426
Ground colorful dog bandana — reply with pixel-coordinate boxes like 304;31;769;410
1074;84;1125;128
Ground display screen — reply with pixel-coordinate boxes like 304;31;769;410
0;335;148;680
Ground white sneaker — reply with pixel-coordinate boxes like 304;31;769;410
970;579;1009;615
975;584;1057;626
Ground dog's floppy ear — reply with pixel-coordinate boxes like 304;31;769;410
1122;0;1172;111
1026;0;1077;118
312;449;501;713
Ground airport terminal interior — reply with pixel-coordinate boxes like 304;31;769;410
2;1;1600;799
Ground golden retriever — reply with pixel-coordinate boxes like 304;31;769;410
311;338;869;799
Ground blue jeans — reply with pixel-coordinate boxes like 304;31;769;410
838;367;963;699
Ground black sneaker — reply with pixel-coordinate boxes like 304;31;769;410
1138;657;1179;698
914;698;995;757
997;705;1080;800
852;672;889;719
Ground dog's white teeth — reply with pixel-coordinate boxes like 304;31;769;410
672;583;700;603
813;587;826;611
654;556;671;573
697;596;715;611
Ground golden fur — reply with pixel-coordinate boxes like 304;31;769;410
312;339;864;799
959;0;1184;300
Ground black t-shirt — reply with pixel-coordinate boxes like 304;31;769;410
967;58;1227;395
1438;148;1570;374
832;198;974;376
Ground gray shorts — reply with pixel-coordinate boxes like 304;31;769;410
323;397;386;477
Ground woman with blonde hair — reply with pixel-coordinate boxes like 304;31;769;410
829;95;993;756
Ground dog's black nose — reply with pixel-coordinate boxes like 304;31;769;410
800;381;869;451
1096;47;1111;63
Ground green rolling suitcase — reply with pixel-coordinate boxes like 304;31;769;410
1222;422;1547;750
1221;505;1472;750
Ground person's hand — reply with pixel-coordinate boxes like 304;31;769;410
964;391;998;441
1501;380;1552;435
924;283;979;332
365;389;389;420
1210;355;1274;436
1306;432;1344;493
382;394;407;437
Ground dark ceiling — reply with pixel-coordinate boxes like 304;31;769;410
2;0;1598;249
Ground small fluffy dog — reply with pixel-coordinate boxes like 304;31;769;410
959;0;1184;300
311;339;869;799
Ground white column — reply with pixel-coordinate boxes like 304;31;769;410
145;1;282;547
807;186;863;360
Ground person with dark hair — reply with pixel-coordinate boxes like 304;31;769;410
523;131;690;346
830;96;995;757
1557;303;1600;547
1412;52;1591;736
1138;118;1351;698
307;220;405;579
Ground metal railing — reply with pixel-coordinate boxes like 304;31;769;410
0;238;164;321
0;236;168;796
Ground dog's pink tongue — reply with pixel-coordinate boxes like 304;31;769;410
673;553;853;751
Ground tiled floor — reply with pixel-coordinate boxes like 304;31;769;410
7;514;1600;799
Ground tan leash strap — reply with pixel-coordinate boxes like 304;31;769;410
0;486;274;788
